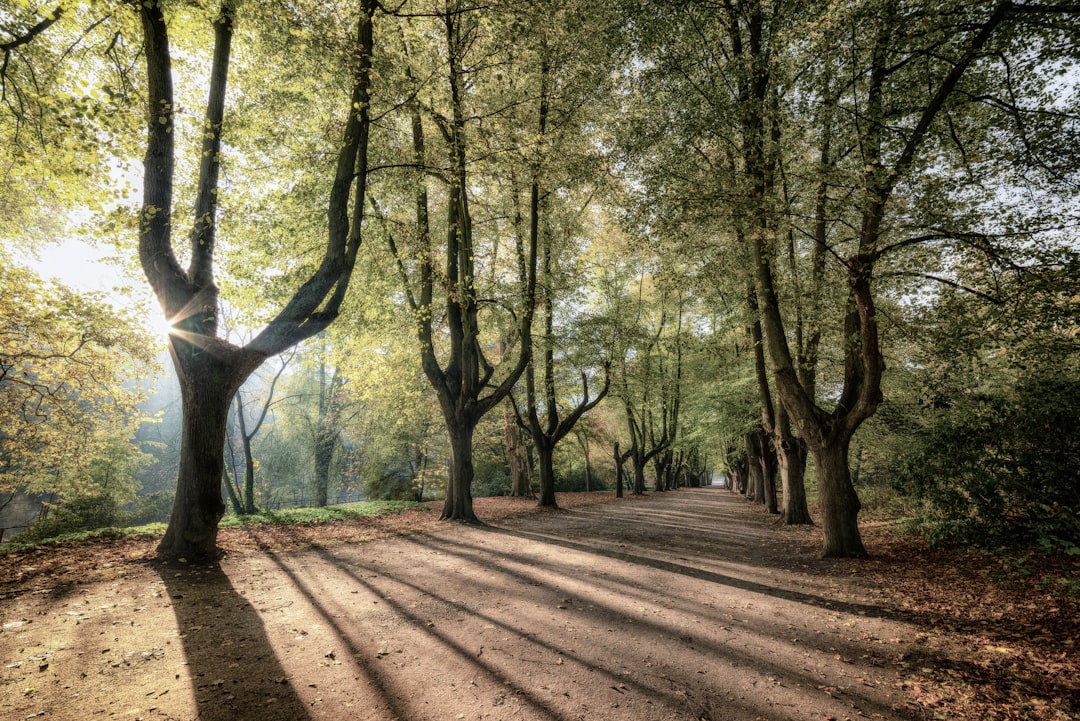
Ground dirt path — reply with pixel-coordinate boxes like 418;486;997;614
0;489;1069;720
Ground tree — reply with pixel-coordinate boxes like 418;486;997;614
0;262;155;507
134;0;377;558
381;0;541;522
892;255;1080;549
224;350;293;514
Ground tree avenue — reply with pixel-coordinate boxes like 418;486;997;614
2;0;1076;560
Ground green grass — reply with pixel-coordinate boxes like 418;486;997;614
0;501;424;556
0;523;168;556
219;500;423;527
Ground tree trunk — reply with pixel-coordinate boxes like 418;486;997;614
778;429;812;525
312;430;335;507
745;432;764;504
614;443;625;499
241;434;256;515
580;434;592;492
536;439;557;508
759;432;779;515
504;405;533;497
157;351;250;560
632;455;647;495
812;436;866;558
443;420;480;523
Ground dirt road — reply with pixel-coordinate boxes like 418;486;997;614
0;488;1049;720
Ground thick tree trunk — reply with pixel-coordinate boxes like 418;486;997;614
759;433;779;515
745;432;764;504
536;439;558;508
632;456;647;495
158;351;251;560
812;436;866;558
778;432;812;525
443;420;479;523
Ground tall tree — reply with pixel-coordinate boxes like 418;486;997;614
0;262;155;506
382;1;538;522
136;0;377;558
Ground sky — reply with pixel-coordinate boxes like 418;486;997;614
27;237;171;338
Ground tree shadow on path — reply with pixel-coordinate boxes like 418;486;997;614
159;562;313;721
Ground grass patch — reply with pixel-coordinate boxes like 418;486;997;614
219;500;423;528
0;502;422;555
0;523;167;556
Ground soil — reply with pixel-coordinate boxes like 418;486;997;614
0;488;1076;721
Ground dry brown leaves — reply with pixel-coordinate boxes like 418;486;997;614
857;522;1079;721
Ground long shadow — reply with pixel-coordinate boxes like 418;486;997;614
480;523;894;619
277;550;574;721
319;543;904;721
264;554;425;721
391;534;905;721
159;561;313;721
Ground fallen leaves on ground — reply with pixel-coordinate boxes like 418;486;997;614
856;522;1079;721
0;492;1076;721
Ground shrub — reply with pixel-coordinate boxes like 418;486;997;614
128;491;174;525
893;375;1080;550
20;493;121;542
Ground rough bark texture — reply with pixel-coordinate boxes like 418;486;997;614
778;431;813;525
813;436;867;558
535;440;557;508
504;405;533;497
157;346;256;560
444;422;479;523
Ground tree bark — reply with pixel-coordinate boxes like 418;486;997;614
158;347;254;559
777;403;813;524
312;430;336;507
535;438;557;508
504;404;533;497
444;420;479;523
813;436;866;558
613;442;626;498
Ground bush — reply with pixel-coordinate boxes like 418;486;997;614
128;491;174;525
555;466;609;493
20;493;121;543
893;375;1080;550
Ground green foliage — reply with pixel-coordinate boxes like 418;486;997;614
554;465;610;493
472;457;512;498
128;490;174;526
0;263;158;502
19;493;121;543
894;375;1080;550
218;500;421;528
2;498;420;552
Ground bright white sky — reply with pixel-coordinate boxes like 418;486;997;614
27;237;172;339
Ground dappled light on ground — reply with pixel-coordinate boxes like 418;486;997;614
0;489;1075;720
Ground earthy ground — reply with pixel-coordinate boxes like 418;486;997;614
0;488;1076;721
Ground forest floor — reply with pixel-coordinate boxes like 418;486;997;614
0;488;1076;721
